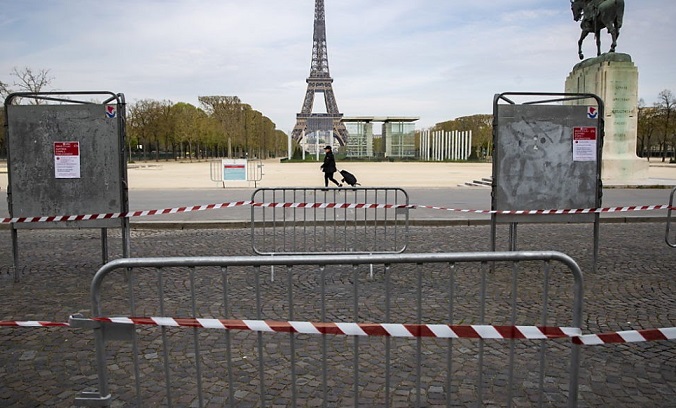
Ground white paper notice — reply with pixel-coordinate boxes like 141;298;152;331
572;127;597;162
54;141;81;178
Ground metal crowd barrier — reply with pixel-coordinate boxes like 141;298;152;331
71;251;583;407
209;159;264;187
251;187;409;255
667;187;676;248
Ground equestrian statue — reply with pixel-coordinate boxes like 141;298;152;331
571;0;625;60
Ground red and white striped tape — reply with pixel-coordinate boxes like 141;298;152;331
0;201;252;224
1;201;673;224
572;327;676;345
2;318;675;345
95;317;582;340
415;204;673;215
251;202;413;210
0;321;69;327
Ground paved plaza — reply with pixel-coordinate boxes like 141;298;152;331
0;160;675;406
0;222;675;406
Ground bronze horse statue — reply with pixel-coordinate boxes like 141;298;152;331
571;0;625;60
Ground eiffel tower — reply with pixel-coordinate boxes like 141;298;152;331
291;0;348;146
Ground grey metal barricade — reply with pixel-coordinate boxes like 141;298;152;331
251;187;410;255
71;251;583;407
667;187;676;248
209;159;264;187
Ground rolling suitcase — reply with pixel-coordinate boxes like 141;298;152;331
339;170;360;187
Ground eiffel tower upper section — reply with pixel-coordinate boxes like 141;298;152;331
291;0;348;146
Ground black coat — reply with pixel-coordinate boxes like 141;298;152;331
321;151;337;173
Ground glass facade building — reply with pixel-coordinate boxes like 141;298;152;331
343;116;418;159
383;121;416;158
345;122;373;157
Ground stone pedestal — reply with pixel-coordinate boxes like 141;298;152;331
565;53;649;183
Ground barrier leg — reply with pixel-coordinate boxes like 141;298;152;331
666;187;676;248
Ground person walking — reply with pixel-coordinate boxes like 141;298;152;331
320;145;342;187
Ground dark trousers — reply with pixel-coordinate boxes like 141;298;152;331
324;172;341;187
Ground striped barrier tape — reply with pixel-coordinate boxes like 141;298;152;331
251;202;413;210
2;317;675;346
0;201;253;224
415;204;673;215
1;201;673;224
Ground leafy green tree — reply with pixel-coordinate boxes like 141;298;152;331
637;99;659;159
171;102;212;160
199;96;245;156
127;99;165;161
654;89;676;162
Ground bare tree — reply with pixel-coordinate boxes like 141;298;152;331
9;67;54;104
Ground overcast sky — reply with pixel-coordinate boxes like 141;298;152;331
1;0;674;132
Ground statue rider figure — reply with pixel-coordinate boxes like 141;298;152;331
580;0;601;31
572;0;624;58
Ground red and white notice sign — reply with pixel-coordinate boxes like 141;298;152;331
572;127;597;162
53;141;81;178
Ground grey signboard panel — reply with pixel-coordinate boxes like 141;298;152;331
493;104;601;223
7;104;124;228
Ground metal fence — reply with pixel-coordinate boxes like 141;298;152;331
209;159;264;187
667;187;676;248
71;251;583;407
251;187;410;255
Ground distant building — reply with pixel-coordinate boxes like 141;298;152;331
342;116;419;159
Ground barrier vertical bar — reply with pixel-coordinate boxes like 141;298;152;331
282;189;288;252
303;189;309;252
157;268;173;407
415;262;423;408
507;261;519;406
538;261;551;407
384;264;392;408
290;189;296;252
343;189;349;251
320;265;328;405
477;261;488;403
352;264;360;406
222;266;236;405
188;267;205;406
287;265;298;406
446;263;456;407
254;265;267;407
127;269;142;407
333;188;338;251
374;189;380;254
666;187;675;248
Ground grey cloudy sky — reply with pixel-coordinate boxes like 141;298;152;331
1;0;674;132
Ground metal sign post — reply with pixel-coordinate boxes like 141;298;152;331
491;92;604;271
4;91;130;280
